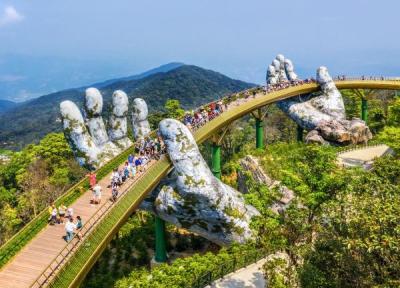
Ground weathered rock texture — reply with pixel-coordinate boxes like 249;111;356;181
131;98;151;140
141;119;259;246
267;54;372;145
238;155;295;214
60;88;151;168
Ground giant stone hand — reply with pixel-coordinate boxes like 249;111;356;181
141;119;259;246
267;54;372;144
60;88;150;168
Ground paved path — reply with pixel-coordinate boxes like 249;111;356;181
337;144;393;168
207;258;267;288
0;161;154;288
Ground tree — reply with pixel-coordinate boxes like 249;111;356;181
164;99;185;119
387;97;400;126
376;126;400;153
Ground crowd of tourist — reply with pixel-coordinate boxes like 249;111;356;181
335;75;388;81
48;202;81;242
182;100;225;130
47;135;167;243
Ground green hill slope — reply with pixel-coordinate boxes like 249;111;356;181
0;100;18;114
0;65;254;150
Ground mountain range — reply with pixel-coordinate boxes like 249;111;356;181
0;64;254;150
0;100;17;114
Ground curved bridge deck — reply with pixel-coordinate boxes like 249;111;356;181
0;79;399;288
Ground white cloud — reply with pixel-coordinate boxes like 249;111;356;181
0;74;25;82
0;5;24;27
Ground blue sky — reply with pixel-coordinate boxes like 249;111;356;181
0;0;400;101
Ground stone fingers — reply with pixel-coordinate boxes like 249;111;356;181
109;90;132;149
314;66;346;119
276;54;288;82
284;58;298;81
60;100;100;167
84;88;109;147
131;98;151;140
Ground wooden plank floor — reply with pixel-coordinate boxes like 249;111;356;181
0;161;150;288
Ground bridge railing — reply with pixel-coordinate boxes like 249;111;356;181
336;142;387;156
190;248;269;288
333;76;400;81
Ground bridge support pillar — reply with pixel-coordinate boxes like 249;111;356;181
211;142;221;179
361;98;368;123
255;118;264;149
154;216;167;263
297;125;304;142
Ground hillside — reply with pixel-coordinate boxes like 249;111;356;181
90;62;184;89
0;65;254;150
0;100;17;114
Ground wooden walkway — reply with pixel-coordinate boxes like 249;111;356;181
0;162;150;288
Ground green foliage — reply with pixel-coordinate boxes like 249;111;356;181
376;126;400;153
165;99;185;119
299;156;400;287
387;97;400;126
114;244;264;288
0;133;84;244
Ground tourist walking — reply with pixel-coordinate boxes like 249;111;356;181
66;206;74;220
65;217;76;242
75;216;83;240
58;203;67;224
48;204;58;225
92;183;102;204
124;161;130;180
111;185;118;203
87;171;97;189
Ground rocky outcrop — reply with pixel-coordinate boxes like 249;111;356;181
237;155;295;214
141;119;260;246
60;88;152;169
267;54;372;145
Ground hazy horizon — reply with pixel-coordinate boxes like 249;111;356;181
1;0;400;101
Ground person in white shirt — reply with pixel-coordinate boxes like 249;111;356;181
93;184;102;204
65;218;76;242
66;207;74;219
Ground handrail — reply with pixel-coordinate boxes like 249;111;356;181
336;143;388;156
2;78;400;286
190;248;269;288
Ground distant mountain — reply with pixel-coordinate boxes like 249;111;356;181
89;62;184;89
0;100;17;114
0;65;254;150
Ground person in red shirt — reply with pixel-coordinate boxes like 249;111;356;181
87;171;97;189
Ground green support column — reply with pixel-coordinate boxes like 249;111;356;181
255;118;264;149
296;125;304;142
211;143;221;179
361;98;368;124
155;216;167;263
